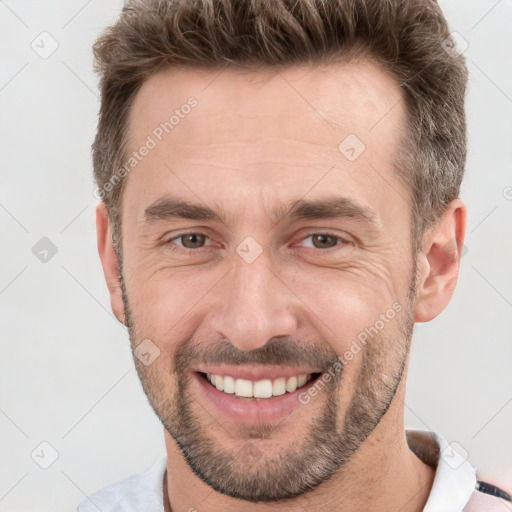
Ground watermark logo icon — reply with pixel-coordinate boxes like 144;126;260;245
236;236;263;264
236;442;264;467
31;441;59;469
32;237;58;263
441;441;469;470
31;32;59;59
441;31;469;58
134;339;161;366
338;134;366;162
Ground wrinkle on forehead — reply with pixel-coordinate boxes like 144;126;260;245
120;59;410;247
126;59;404;155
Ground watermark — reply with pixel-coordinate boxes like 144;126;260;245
31;441;59;469
237;442;264;466
298;360;342;405
440;236;468;263
32;237;58;263
338;133;366;162
441;440;469;470
134;338;161;366
31;31;59;60
298;301;403;404
503;186;512;200
441;31;469;58
236;236;263;264
93;97;198;200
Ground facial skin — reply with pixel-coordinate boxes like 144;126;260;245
97;60;466;511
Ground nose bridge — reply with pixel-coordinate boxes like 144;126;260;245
210;248;297;351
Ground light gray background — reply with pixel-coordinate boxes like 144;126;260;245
1;1;511;511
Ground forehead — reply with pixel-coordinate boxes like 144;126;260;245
122;60;407;228
127;59;403;146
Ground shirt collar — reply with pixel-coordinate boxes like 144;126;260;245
406;429;477;512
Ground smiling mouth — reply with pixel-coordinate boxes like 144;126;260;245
198;372;322;399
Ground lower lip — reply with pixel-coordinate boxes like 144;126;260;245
192;372;317;424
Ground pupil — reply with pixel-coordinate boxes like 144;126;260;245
314;234;335;248
184;234;204;248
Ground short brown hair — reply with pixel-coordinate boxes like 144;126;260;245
92;0;468;257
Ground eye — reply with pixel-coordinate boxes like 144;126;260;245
299;233;348;250
163;231;349;254
165;232;211;250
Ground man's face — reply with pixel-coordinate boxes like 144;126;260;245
118;61;417;501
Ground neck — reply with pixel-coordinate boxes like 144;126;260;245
163;388;435;511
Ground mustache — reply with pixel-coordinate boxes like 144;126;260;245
174;337;341;374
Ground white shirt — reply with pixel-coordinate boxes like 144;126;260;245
75;429;501;511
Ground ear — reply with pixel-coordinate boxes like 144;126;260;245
413;198;467;323
96;202;126;325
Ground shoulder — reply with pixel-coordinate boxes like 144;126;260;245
405;430;512;512
464;478;512;512
75;455;167;512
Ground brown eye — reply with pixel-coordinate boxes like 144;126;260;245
173;233;208;249
307;234;340;249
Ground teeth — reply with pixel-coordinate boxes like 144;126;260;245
272;377;286;396
206;373;312;399
254;379;273;398
285;376;298;393
215;375;224;391
235;378;253;398
223;376;235;394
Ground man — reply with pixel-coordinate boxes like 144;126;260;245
78;0;510;510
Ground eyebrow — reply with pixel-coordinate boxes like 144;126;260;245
142;195;378;226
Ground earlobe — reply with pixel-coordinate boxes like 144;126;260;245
413;199;467;323
96;203;126;326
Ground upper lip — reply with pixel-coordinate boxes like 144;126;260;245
195;365;322;381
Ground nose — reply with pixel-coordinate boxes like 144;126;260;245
208;251;298;351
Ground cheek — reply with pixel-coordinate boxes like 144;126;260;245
126;248;410;359
126;263;222;342
281;262;406;342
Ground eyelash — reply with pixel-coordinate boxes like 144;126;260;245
163;231;349;253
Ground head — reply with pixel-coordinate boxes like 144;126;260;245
94;0;468;503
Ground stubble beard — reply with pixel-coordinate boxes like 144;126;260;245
119;264;416;502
